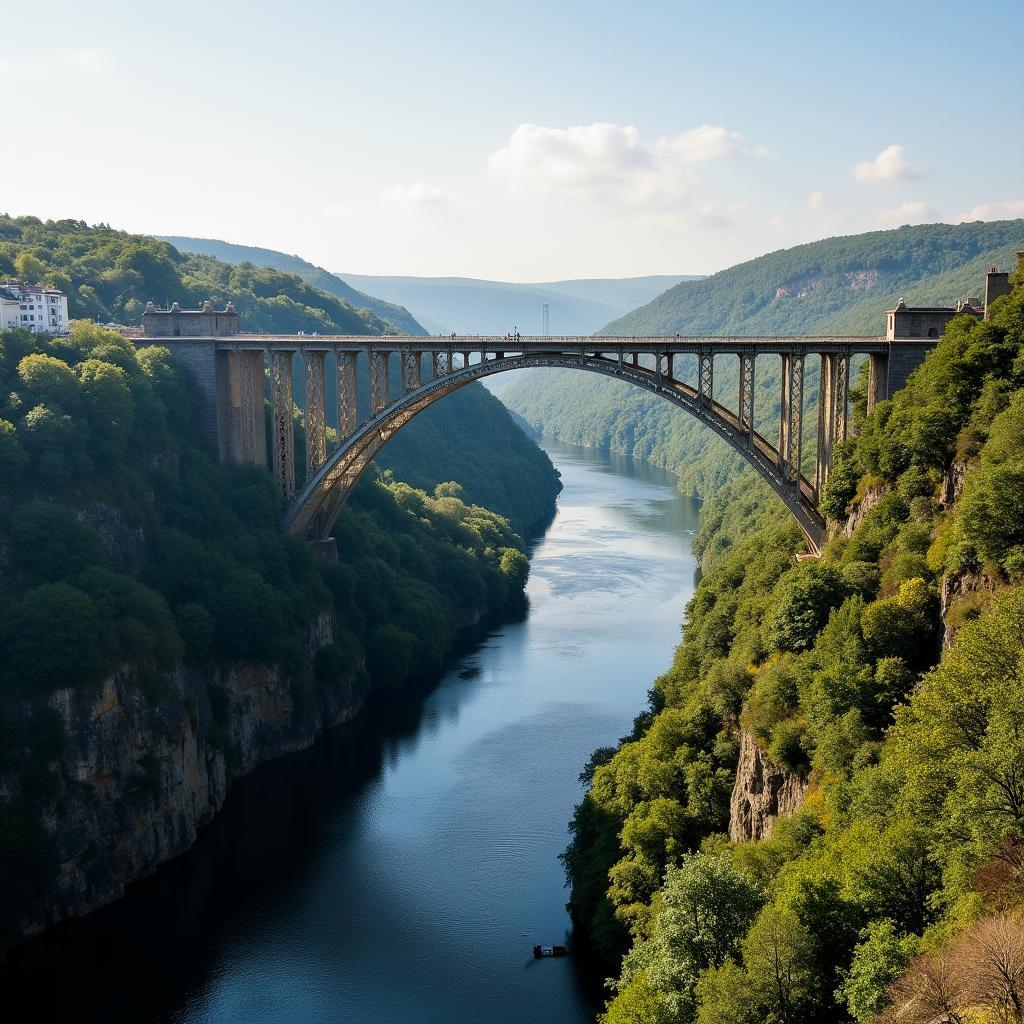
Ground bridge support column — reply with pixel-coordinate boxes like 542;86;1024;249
369;351;389;414
401;350;422;394
778;353;805;485
337;352;358;439
240;350;266;466
215;350;243;464
815;351;850;498
867;352;889;413
304;351;327;478
270;350;295;499
737;351;755;439
816;354;834;497
698;348;714;404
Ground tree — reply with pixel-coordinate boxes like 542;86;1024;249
837;920;918;1023
9;502;107;582
0;418;27;478
740;906;816;1024
498;547;529;590
0;583;104;691
77;358;134;462
17;353;82;412
14;251;45;282
614;853;763;1023
763;564;848;653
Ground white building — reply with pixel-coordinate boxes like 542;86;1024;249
0;282;70;334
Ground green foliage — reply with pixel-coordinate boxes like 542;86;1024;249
0;299;555;944
0;582;104;691
763;564;848;653
0;215;390;334
836;921;918;1023
566;268;1024;1020
608;853;764;1023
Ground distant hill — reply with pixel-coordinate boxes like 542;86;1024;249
502;220;1024;499
601;220;1024;336
334;273;701;336
158;236;424;334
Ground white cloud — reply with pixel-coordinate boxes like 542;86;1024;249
853;144;926;183
807;190;828;213
955;199;1024;223
658;124;763;162
878;200;938;226
379;182;460;208
324;202;352;218
488;121;762;209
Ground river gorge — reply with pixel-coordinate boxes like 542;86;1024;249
2;438;701;1023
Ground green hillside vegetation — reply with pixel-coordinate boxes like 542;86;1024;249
0;322;536;943
0;216;395;335
158;235;424;334
564;273;1024;1022
0;216;560;534
504;220;1024;499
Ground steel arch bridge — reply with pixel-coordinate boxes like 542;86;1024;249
175;333;920;556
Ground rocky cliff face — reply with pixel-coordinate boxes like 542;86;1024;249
728;730;808;842
12;609;363;942
841;481;890;538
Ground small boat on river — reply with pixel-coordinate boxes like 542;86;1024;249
533;944;567;959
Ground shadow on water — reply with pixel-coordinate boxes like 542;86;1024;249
0;610;522;1024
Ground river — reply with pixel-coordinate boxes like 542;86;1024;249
2;438;701;1024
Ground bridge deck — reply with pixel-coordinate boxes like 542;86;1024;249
190;333;890;354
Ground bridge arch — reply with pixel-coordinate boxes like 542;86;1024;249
282;351;829;553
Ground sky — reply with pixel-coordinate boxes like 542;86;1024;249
3;0;1022;281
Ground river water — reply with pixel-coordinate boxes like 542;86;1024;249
3;438;701;1024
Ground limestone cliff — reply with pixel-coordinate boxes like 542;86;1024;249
10;610;364;942
728;730;808;842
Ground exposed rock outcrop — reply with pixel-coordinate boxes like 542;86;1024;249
940;567;998;648
728;731;808;842
842;481;890;537
10;610;364;942
939;458;971;508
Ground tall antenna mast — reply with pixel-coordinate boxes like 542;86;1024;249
542;303;550;337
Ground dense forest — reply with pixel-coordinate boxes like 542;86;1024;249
0;321;541;942
504;220;1024;499
564;264;1024;1021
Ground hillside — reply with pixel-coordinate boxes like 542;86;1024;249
503;220;1024;499
566;265;1024;1023
333;272;700;336
0;217;559;533
158;236;423;334
0;320;541;945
